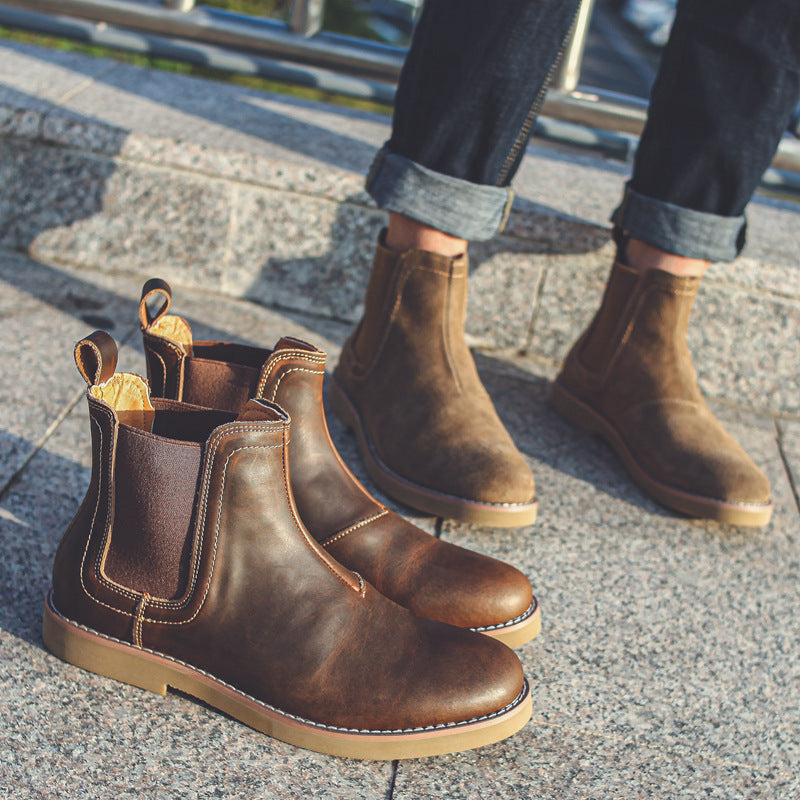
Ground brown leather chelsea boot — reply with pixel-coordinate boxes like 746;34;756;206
550;261;773;526
330;234;537;527
44;331;532;759
138;279;540;647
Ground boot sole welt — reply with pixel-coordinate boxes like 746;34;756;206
43;593;532;760
549;380;774;527
329;376;538;528
474;599;541;648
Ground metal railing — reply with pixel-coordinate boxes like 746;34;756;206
1;0;798;182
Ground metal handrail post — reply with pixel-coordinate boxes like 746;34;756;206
551;0;597;93
290;0;325;37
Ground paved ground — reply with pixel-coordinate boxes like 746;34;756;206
1;38;799;800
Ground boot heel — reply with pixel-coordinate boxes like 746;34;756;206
43;593;169;695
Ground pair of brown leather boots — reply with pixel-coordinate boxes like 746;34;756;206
45;279;539;760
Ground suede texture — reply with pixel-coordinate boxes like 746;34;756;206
335;239;535;506
556;263;771;507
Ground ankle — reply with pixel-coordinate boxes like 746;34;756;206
625;238;709;278
386;214;467;258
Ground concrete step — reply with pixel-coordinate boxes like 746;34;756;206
1;39;798;416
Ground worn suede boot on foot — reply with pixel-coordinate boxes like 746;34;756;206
330;235;537;527
44;331;532;760
550;261;772;526
138;280;540;647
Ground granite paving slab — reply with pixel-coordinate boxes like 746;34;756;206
0;40;117;111
393;721;800;800
430;356;799;795
0;251;141;491
226;183;384;318
22;156;234;285
465;237;547;351
58;55;390;174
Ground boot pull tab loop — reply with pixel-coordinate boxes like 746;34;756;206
74;330;118;386
139;278;172;330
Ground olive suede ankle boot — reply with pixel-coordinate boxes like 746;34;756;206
44;331;532;760
138;279;540;646
330;235;537;527
550;261;772;526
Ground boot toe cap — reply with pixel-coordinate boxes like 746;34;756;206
627;401;772;506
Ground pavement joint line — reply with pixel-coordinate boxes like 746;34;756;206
0;385;83;504
530;720;795;778
775;419;800;516
51;62;116;106
385;760;399;800
221;180;240;292
0;322;139;504
523;259;549;353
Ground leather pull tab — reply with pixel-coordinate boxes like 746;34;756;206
74;331;118;386
139;278;172;330
272;336;320;354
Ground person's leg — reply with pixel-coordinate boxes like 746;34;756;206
333;0;580;525
552;0;799;525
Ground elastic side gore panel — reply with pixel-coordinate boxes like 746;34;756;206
182;358;260;413
104;424;203;599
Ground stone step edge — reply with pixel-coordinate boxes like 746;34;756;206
0;101;611;253
5;99;797;307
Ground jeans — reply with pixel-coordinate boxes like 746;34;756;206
367;0;800;261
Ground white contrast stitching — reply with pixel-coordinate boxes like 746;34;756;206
267;366;324;403
320;510;389;547
256;352;326;398
470;600;537;633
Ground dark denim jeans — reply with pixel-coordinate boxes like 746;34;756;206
368;0;800;260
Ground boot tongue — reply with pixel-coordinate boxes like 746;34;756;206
236;398;289;424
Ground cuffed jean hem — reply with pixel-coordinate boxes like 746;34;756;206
366;149;514;241
612;186;747;263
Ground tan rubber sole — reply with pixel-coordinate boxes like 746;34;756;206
549;380;774;527
42;594;532;760
329;376;538;528
477;601;541;648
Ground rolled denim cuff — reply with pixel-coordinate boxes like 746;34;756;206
612;185;747;262
366;148;513;241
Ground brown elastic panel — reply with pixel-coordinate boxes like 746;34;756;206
193;341;272;369
182;357;260;413
104;424;203;599
151;405;235;443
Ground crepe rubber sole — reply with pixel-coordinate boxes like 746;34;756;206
43;593;532;760
474;599;541;648
329;376;538;528
549;380;773;527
